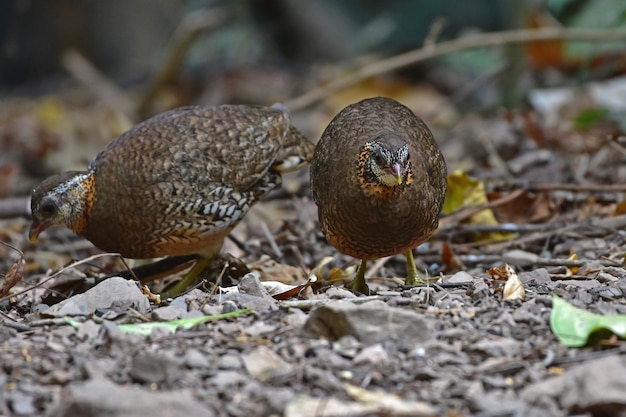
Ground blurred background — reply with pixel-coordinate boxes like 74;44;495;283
0;0;625;220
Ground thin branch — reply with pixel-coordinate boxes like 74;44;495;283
0;253;120;303
62;50;136;121
136;8;229;118
284;26;626;111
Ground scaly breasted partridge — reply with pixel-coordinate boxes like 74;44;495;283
30;104;314;296
310;97;447;294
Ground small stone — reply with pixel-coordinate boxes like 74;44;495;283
182;349;210;369
469;337;520;357
218;354;242;370
519;268;551;285
46;377;214;417
522;355;626;414
353;343;389;365
595;272;618;283
129;351;180;384
42;277;150;317
332;335;360;358
447;271;474;284
502;250;539;268
210;371;246;389
468;281;491;302
556;279;601;290
325;287;357;299
238;272;273;300
151;305;185;321
242;345;293;382
302;300;434;348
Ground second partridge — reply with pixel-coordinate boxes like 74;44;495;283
310;97;447;294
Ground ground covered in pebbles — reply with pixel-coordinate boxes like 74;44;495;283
3;177;626;417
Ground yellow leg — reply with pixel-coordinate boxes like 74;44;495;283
404;250;424;286
346;259;371;295
160;257;212;299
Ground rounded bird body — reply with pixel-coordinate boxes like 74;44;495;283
30;104;313;261
311;96;447;291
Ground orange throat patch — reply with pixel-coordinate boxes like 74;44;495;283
356;151;413;200
66;172;96;235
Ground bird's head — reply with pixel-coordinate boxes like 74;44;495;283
359;132;413;190
29;171;95;242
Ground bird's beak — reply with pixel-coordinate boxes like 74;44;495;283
28;221;46;243
393;163;403;185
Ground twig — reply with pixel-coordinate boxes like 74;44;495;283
526;183;626;193
136;8;229;118
438;188;526;229
283;26;626;111
0;253;120;303
61;50;136;121
261;222;284;261
0;197;30;219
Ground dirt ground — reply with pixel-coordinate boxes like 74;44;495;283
2;94;626;416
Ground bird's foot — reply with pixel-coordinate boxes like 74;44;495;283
404;250;424;286
346;259;371;295
160;257;211;299
404;271;425;286
346;274;371;295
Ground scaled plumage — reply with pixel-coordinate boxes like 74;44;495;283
310;97;447;294
30;104;314;295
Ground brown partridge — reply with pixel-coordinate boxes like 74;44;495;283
30;104;314;296
310;97;447;294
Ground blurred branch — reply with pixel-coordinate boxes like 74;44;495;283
284;26;626;111
0;197;30;219
62;50;136;121
136;8;229;119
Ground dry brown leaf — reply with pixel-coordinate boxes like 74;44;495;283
0;242;25;297
502;263;525;301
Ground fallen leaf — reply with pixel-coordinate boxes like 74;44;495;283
0;242;25;297
443;170;516;242
502;263;525;301
550;296;626;347
65;308;252;336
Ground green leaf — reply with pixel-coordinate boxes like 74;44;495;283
572;108;608;130
65;308;252;336
550;296;626;347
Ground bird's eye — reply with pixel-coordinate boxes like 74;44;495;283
373;152;385;166
40;200;57;218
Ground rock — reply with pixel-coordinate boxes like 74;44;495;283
43;277;150;317
217;354;242;370
332;335;360;358
353;343;389;365
151;305;185;321
556;279;601;290
213;293;277;312
502;250;539;268
238;272;274;300
301;300;434;348
519;268;551;285
182;349;210;369
521;355;626;415
469;337;520;357
242;345;293;382
129;351;180;385
447;271;474;284
325;286;357;298
209;371;247;389
45;377;214;417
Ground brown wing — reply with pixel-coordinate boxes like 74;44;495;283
85;104;292;257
